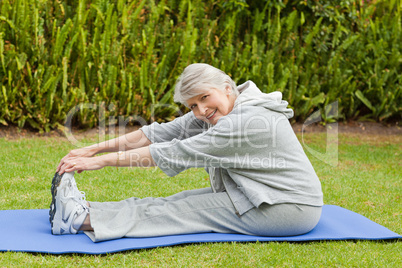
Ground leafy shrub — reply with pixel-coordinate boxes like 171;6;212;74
0;0;400;131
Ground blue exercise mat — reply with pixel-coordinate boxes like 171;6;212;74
0;205;400;254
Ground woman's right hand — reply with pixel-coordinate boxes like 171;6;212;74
56;148;97;173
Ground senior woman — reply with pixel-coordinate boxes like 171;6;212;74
50;63;323;242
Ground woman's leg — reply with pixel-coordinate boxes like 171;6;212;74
85;190;236;241
88;187;213;210
80;213;93;231
80;187;213;232
84;188;322;242
239;203;322;237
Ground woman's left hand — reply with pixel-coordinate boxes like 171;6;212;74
58;156;105;175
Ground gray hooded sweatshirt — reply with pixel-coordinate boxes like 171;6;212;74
141;81;323;216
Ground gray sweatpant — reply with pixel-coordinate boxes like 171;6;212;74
85;187;322;242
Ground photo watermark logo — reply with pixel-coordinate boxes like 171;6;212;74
301;101;339;167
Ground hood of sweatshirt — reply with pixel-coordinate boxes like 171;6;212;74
233;81;294;119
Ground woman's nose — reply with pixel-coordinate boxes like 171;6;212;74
198;104;207;115
202;108;210;117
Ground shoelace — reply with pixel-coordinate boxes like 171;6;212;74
66;180;88;209
73;189;88;208
73;198;88;215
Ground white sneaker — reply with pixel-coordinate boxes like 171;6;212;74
50;172;89;235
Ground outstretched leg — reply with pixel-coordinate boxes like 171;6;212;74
85;189;321;242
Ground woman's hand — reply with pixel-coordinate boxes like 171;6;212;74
57;156;105;175
56;148;97;174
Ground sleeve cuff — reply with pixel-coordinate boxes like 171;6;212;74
148;144;180;177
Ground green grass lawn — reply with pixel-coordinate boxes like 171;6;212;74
0;131;401;267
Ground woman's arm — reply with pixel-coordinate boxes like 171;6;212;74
88;128;152;154
56;129;151;173
57;111;205;173
57;146;156;175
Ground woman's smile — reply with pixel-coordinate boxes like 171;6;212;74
206;109;217;120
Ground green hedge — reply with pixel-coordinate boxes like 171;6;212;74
0;0;401;131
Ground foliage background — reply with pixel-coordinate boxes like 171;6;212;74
0;0;401;131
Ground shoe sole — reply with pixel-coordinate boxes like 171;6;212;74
49;172;62;228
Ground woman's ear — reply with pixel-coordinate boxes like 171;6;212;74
225;85;232;95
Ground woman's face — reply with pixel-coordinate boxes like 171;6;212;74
186;86;236;125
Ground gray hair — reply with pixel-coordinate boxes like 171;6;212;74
174;63;238;106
